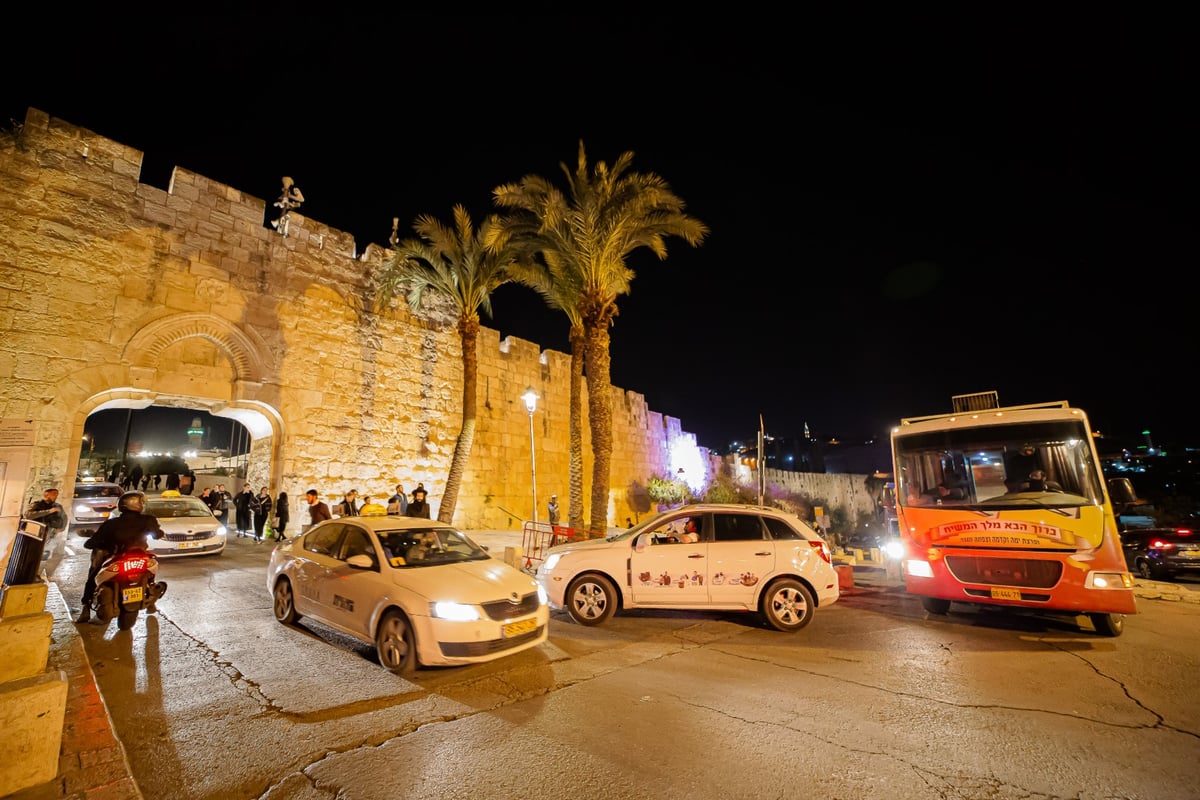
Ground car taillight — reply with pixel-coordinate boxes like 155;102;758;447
810;539;832;564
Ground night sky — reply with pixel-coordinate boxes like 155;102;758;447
6;11;1194;453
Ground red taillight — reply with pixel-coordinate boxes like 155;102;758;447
810;539;832;564
118;555;149;578
1150;540;1174;550
1174;528;1193;536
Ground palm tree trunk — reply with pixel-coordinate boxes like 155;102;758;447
584;317;614;534
568;324;586;531
438;317;479;523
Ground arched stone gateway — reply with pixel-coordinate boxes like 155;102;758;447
63;311;285;493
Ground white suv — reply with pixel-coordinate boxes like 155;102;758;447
535;503;839;631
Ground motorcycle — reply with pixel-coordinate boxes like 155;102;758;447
92;546;168;630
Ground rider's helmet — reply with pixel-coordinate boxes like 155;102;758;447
118;491;146;514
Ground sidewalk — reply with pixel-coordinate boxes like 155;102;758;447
8;529;1198;799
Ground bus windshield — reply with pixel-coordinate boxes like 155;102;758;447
894;419;1105;510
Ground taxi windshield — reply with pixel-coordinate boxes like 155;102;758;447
377;527;488;567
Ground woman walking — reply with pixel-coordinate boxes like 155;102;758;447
252;485;272;542
274;491;290;542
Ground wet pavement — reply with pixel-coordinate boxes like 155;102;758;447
7;529;1199;800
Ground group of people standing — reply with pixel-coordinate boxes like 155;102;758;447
302;483;432;532
201;483;289;542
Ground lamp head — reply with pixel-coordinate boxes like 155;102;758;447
521;386;539;413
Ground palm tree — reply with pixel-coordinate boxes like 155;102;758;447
502;251;588;532
377;205;520;524
493;142;708;533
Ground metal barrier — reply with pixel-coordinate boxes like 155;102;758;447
520;521;603;571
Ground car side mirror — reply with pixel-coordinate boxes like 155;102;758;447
347;554;375;569
1108;477;1137;507
634;533;651;552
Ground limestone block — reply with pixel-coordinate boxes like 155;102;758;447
0;612;53;683
0;670;68;797
1;582;49;618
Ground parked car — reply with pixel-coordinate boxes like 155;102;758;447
535;503;840;631
142;490;227;557
1122;527;1200;580
267;516;549;674
68;479;124;537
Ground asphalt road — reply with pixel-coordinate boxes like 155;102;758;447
45;530;1200;800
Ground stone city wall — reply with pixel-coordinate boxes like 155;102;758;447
0;107;872;533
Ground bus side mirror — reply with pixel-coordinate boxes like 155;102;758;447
1107;477;1137;507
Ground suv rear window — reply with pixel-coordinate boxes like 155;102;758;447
75;484;122;499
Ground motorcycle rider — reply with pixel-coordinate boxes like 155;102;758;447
77;490;165;623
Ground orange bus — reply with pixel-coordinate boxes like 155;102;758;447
890;392;1137;636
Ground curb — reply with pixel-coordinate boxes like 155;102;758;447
6;583;142;800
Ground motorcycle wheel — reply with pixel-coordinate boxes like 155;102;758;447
95;586;115;623
117;608;139;630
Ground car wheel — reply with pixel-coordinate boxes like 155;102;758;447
272;577;300;624
1089;612;1124;637
375;610;417;675
760;578;816;632
565;573;617;626
921;596;952;615
1136;559;1155;580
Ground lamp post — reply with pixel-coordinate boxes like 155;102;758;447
521;386;539;524
677;467;687;507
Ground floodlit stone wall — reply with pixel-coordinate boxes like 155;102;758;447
0;107;872;531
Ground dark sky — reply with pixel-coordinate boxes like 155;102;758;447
6;11;1194;453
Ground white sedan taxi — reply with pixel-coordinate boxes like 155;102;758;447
267;515;549;674
536;503;840;631
144;490;227;557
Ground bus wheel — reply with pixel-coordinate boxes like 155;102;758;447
1089;612;1124;637
921;596;951;615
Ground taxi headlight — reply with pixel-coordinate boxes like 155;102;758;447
543;553;562;572
216;525;227;536
431;601;480;621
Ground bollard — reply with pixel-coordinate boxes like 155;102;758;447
2;520;46;587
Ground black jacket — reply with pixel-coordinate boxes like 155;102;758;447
85;511;164;554
25;499;66;532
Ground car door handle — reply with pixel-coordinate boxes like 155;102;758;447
688;554;704;559
754;551;771;557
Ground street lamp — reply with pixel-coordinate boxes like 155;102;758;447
521;386;539;524
677;467;687;507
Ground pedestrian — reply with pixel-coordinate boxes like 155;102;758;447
233;483;255;537
360;494;387;515
335;489;359;517
305;489;332;531
210;483;230;526
127;464;143;492
406;484;431;518
152;473;161;491
252;485;272;542
24;487;67;538
547;494;560;525
77;491;164;623
166;471;180;491
140;474;150;491
387;483;408;515
199;487;212;507
274;491;290;542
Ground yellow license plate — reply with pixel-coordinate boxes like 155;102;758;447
503;618;538;638
122;586;144;604
178;541;203;549
990;587;1021;601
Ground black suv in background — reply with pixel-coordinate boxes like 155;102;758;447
1122;527;1200;580
68;479;123;537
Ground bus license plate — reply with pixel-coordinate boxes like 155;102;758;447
990;587;1021;601
503;618;537;638
122;586;144;604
